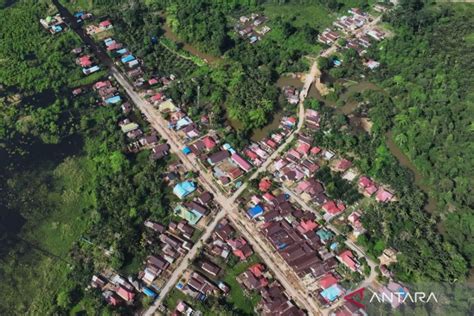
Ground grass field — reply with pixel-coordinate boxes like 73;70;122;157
222;254;261;314
263;3;335;29
262;3;334;57
0;157;96;315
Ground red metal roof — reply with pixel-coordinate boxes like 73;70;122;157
319;273;338;289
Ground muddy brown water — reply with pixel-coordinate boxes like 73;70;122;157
248;76;304;141
385;132;437;213
284;75;438;213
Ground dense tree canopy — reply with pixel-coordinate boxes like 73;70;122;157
369;1;474;269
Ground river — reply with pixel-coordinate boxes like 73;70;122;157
278;72;437;213
385;132;437;213
247;77;379;142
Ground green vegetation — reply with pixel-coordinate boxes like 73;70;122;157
316;166;362;205
364;1;474;277
263;2;333;28
310;0;472;286
222;255;261;314
0;1;173;314
0;1;84;92
0;156;96;315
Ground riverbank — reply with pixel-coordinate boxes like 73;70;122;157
385;131;437;213
300;75;438;214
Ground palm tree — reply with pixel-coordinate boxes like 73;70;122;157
395;133;408;147
395;113;409;127
249;108;266;128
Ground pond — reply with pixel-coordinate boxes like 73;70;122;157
337;81;380;115
226;110;285;142
161;23;222;64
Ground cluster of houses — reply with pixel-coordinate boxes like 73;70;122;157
40;13;66;34
358;175;394;203
282;86;300;105
144;94;204;143
183;132;256;187
171;218;306;315
102;37;146;85
93;79;122;105
244;187;364;307
318;29;340;46
90;272;141;307
207;143;254;186
243;117;296;168
318;7;387;68
211;218;254;261
170;300;199;316
92;79;170;156
173;186;215;226
73;11;93;24
330;300;367;316
72;49;101;75
86;19;113;36
237;103;399;310
272;133;322;184
333;8;371;34
235;13;271;44
173;219;253;302
139;219;197;288
238;264;305;315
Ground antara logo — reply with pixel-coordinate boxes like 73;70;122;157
344;287;366;308
344;287;439;308
369;291;439;304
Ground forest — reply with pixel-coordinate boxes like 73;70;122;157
368;0;474;276
308;0;472;287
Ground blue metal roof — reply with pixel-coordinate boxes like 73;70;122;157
121;55;135;63
321;284;343;302
142;287;157;298
105;95;121;104
116;48;128;55
248;204;264;218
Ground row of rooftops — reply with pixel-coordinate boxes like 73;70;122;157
91;78;171;158
245;194;365;309
238;264;305;316
317;6;388;70
175;218;306;315
71;45;101;76
171;219;254;308
140;219;197;286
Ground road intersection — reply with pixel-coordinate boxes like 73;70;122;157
55;3;382;312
